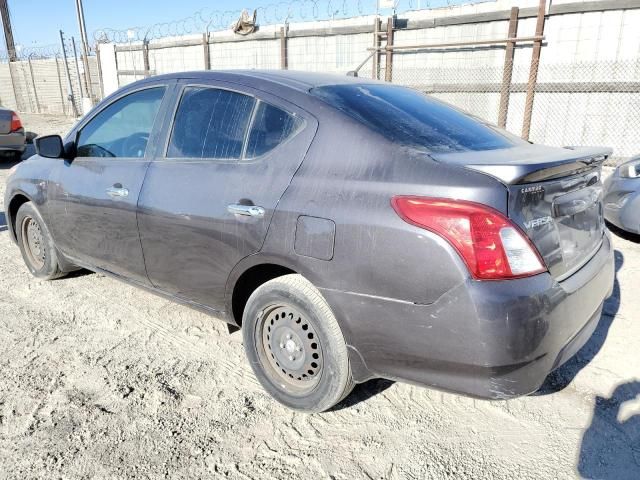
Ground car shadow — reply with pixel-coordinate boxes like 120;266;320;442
0;143;34;169
534;249;623;395
578;380;640;479
0;211;7;233
607;221;640;243
329;378;395;412
0;156;21;170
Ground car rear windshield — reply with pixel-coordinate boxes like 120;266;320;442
311;84;515;153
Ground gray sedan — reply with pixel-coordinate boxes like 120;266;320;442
0;107;25;160
4;71;615;412
604;155;640;234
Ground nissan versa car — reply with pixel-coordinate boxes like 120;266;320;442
4;71;614;412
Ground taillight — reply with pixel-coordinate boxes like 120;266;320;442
10;112;22;132
391;196;546;280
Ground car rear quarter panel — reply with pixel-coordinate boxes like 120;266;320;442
252;104;509;350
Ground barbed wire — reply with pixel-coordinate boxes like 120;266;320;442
92;0;469;43
0;43;63;61
0;35;93;62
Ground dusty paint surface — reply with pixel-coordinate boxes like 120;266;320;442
0;115;638;479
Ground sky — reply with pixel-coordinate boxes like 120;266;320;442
5;1;270;48
3;0;462;50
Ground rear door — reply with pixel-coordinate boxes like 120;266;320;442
48;84;173;284
137;80;317;309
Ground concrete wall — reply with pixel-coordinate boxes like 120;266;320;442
0;56;100;116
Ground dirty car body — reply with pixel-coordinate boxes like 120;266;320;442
4;71;614;404
604;155;640;234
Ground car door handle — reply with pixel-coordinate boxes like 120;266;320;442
227;204;265;218
106;186;129;198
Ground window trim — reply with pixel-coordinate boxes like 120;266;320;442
73;84;168;161
162;83;306;164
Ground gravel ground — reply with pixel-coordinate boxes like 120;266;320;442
0;114;639;479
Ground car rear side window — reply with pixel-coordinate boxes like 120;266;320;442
244;102;303;159
311;84;516;153
76;87;165;158
168;87;255;159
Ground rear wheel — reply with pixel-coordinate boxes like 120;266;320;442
16;202;66;280
242;274;354;412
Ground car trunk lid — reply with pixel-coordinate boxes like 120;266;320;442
431;145;612;280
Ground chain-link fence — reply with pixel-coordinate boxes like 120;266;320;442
388;55;640;163
95;0;640;163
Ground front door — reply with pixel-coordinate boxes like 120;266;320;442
48;85;170;284
137;82;316;309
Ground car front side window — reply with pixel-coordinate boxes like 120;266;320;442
76;87;166;159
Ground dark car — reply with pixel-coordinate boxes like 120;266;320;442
0;107;26;160
4;71;614;412
604;154;640;234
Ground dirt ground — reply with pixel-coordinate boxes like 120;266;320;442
0;113;639;479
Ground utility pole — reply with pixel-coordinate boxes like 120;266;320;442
0;0;17;61
75;0;93;102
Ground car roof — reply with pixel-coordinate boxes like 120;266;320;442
144;69;382;93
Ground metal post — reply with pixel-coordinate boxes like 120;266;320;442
521;0;546;140
75;0;93;101
372;17;381;80
59;30;79;117
95;43;104;100
71;36;87;98
55;56;67;116
384;16;394;82
498;7;519;129
114;44;120;88
142;40;150;77
280;25;288;70
27;55;40;113
202;33;210;70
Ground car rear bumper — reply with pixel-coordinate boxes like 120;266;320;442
321;231;615;399
0;132;26;153
0;131;26;153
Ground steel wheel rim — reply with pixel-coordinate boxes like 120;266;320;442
21;216;45;270
256;304;323;394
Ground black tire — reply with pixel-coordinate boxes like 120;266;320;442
242;274;354;412
15;202;66;280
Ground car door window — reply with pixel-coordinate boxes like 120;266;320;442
168;87;255;159
245;102;304;159
76;87;166;158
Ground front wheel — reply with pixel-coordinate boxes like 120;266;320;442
242;274;354;412
15;202;66;280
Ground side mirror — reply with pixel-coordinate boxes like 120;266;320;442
34;135;65;159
